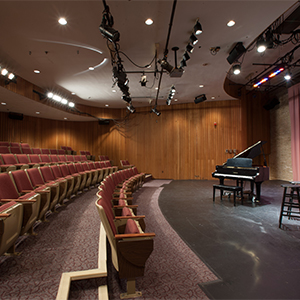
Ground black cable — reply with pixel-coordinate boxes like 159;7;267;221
118;51;156;69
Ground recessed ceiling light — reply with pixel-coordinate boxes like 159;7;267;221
199;84;204;88
34;70;40;74
89;66;94;70
112;90;116;93
36;111;40;114
1;102;6;105
58;17;67;25
68;102;75;107
64;117;68;120
145;18;153;25
71;92;76;95
174;99;178;102
227;20;235;27
61;99;68;105
105;104;109;107
211;96;215;99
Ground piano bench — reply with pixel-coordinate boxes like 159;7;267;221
213;184;243;206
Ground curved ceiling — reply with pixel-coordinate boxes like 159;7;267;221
0;0;298;120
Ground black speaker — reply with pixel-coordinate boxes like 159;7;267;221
227;42;246;65
8;112;23;120
98;119;110;125
263;97;280;110
194;94;207;104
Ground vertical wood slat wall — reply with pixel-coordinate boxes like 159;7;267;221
0;94;270;180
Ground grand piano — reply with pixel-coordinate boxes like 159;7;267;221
212;141;269;201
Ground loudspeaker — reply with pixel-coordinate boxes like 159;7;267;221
98;119;110;125
227;42;246;65
194;94;207;104
263;97;280;110
8;112;23;120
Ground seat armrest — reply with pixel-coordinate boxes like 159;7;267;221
114;205;138;209
1;198;37;203
0;213;11;218
115;233;155;239
115;215;145;220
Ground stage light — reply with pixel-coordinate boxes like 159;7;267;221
8;73;15;80
58;17;67;25
47;92;54;98
99;25;120;43
53;95;62;102
68;102;75;107
253;66;285;88
151;107;161;116
1;68;8;76
189;33;198;45
257;35;267;53
122;95;132;103
61;99;68;105
180;59;187;68
284;70;291;81
140;74;147;87
158;58;174;74
194;94;207;104
183;51;190;61
194;20;202;35
186;44;194;53
127;104;136;113
233;64;241;75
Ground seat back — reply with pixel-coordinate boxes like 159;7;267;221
32;148;42;154
67;163;77;175
1;154;18;165
50;149;58;154
74;155;81;162
25;167;45;187
9;170;34;194
28;154;42;164
21;147;32;154
0;173;20;199
40;154;51;164
60;164;71;176
0;142;10;147
39;166;55;182
41;149;50;154
9;146;22;154
49;155;59;163
57;155;67;162
80;155;88;161
15;154;30;165
50;165;63;179
66;155;75;162
10;142;20;148
58;149;65;155
20;143;30;149
0;146;10;154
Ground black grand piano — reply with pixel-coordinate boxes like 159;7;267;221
212;141;269;201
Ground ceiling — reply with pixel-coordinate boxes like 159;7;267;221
0;0;299;121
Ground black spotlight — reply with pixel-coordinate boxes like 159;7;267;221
194;94;206;104
183;51;190;61
232;64;241;75
180;59;187;68
140;74;147;87
189;33;198;45
194;20;203;35
99;25;120;43
127;104;136;113
186;44;194;53
158;59;174;73
151;107;161;116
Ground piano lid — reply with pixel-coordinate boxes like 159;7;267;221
234;140;267;160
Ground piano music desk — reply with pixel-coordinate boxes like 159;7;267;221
213;184;243;206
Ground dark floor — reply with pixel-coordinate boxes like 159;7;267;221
158;180;300;300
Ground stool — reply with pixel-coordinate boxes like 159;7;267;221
279;184;300;229
213;184;243;206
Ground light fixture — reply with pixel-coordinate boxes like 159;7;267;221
122;95;132;104
180;59;187;68
58;18;67;25
1;102;6;105
194;20;202;35
68;102;75;107
53;95;62;102
8;73;15;80
61;99;68;105
47;92;54;98
158;58;174;73
151;107;161;116
233;64;241;75
253;66;285;88
140;74;147;87
145;18;153;25
71;92;76;95
189;33;198;45
284;70;291;81
257;35;267;53
199;84;204;88
89;67;95;70
1;68;8;76
127;104;136;113
105;104;109;107
186;44;194;53
194;94;207;104
183;51;190;61
99;25;120;43
36;112;40;114
166;85;176;105
34;70;40;74
227;20;235;27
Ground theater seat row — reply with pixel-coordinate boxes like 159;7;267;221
0;153;116;173
0;161;117;257
95;167;154;298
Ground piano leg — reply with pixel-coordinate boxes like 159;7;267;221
255;182;262;201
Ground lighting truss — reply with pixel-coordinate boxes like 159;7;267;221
253;66;285;88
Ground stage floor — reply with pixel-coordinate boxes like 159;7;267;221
158;179;300;300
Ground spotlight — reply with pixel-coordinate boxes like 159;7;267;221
194;94;206;104
127;104;136;113
99;25;120;43
68;102;75;107
1;68;8;76
8;73;15;80
194;20;203;35
140;74;147;87
158;58;174;74
232;64;241;75
151;107;161;116
47;92;54;98
257;35;267;53
180;59;187;68
183;51;190;61
284;70;291;81
61;99;68;105
122;95;132;103
189;33;198;45
53;95;62;102
186;44;194;53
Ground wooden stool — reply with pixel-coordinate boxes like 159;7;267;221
213;184;243;206
279;184;300;229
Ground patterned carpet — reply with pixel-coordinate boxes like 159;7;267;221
0;180;217;299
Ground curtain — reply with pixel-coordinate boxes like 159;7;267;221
288;83;300;181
